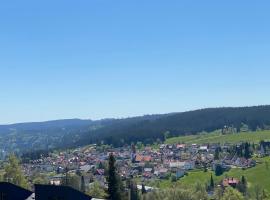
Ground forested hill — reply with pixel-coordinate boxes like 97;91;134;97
1;106;270;153
71;105;270;147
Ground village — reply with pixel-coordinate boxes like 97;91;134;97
20;140;270;194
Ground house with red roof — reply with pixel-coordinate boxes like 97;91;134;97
222;177;239;188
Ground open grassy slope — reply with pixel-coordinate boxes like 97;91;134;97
166;130;270;145
153;157;270;196
180;157;270;191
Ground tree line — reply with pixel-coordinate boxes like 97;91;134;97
72;106;270;147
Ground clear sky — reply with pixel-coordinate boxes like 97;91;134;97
0;0;270;124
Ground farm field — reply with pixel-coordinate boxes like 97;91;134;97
166;130;270;145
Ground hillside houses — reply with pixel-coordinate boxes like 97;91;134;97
21;141;260;190
222;177;240;188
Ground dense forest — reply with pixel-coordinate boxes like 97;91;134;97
71;106;270;147
1;106;270;153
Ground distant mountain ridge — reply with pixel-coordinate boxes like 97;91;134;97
0;106;270;154
0;119;91;133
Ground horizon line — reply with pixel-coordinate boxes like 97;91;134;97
1;104;268;126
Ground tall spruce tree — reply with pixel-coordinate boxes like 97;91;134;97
244;142;252;159
130;180;138;200
241;176;247;195
214;148;220;160
210;174;214;190
81;176;86;193
64;166;69;186
141;184;147;195
108;153;122;200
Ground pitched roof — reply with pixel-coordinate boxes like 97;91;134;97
222;178;239;187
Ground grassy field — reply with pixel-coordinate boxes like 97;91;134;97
166;130;270;145
150;157;270;196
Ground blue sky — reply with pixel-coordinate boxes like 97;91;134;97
0;0;270;124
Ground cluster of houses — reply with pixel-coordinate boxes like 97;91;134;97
1;139;267;200
19;140;268;191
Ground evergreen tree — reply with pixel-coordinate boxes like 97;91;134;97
131;143;136;154
142;184;147;195
203;162;208;172
64;166;69;186
215;164;223;176
130;180;138;200
241;176;247;195
81;176;86;193
210;174;214;190
236;176;247;196
244;142;251;159
214;148;220;160
108;153;122;200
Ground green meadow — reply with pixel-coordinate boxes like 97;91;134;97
180;157;270;191
150;157;270;196
161;131;270;196
166;130;270;145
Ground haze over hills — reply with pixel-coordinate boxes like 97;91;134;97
0;105;270;154
0;118;111;134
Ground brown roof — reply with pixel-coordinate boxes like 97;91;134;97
135;155;152;162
